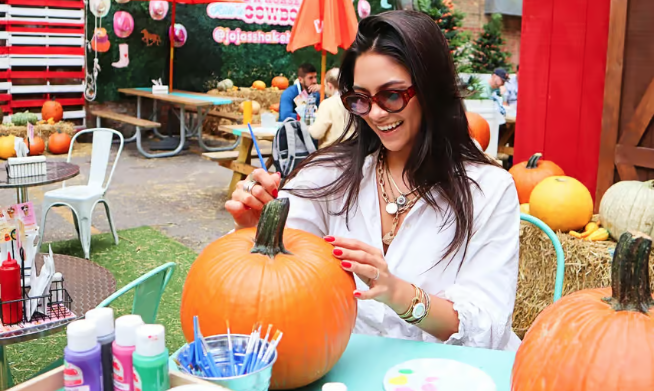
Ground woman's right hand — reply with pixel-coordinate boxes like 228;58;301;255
225;169;282;229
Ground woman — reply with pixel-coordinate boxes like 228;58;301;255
226;10;520;350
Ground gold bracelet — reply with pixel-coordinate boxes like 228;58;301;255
408;289;431;325
399;285;429;324
397;284;420;320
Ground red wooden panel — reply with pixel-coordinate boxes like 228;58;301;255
7;25;84;35
7;0;84;8
1;20;84;28
7;70;85;79
10;97;84;108
513;0;555;164
1;106;12;114
6;46;84;56
0;95;11;101
0;72;7;79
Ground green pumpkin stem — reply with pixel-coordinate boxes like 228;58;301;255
526;153;543;169
251;198;291;258
602;231;654;313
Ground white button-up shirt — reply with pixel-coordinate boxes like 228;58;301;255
279;151;521;351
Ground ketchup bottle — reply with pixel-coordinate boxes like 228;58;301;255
0;253;23;324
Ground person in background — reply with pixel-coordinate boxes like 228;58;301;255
279;63;322;121
309;68;353;148
480;68;509;123
502;65;518;108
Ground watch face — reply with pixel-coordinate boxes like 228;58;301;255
413;303;426;318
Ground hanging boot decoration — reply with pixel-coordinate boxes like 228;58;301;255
112;44;129;68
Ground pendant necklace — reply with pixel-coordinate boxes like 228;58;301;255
377;151;418;215
386;165;418;210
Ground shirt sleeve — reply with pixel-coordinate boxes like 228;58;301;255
309;98;333;142
435;169;520;349
279;89;297;121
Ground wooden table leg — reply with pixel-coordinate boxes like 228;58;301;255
227;137;253;194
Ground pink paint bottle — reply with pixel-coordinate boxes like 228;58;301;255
112;315;144;391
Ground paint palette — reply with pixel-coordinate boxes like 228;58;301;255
383;358;496;391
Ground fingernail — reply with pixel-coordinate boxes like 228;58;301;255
244;206;251;210
324;236;335;242
354;292;361;298
341;261;351;268
333;249;343;256
275;172;282;177
272;189;278;198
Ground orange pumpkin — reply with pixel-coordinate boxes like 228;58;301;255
509;153;565;204
252;80;266;90
25;136;45;156
512;231;654;390
466;112;490;151
529;176;593;232
0;136;16;159
41;99;63;123
48;130;72;154
271;76;289;90
270;103;280;112
180;199;357;390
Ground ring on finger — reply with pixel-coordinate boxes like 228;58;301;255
372;268;380;281
243;179;258;194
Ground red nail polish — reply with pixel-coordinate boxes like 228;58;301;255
333;249;343;256
354;292;361;298
244;206;251;210
272;189;278;198
275;172;282;177
324;236;335;242
341;261;351;268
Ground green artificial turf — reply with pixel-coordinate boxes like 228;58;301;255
6;226;198;384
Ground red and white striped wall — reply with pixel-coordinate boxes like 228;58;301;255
0;0;86;127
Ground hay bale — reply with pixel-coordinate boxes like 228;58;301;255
0;122;77;138
203;87;283;135
513;221;654;338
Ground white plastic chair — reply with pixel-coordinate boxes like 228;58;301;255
39;128;124;259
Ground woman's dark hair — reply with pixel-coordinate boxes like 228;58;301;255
283;10;498;266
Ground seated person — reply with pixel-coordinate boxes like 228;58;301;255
279;63;321;121
309;68;354;148
480;68;509;123
502;65;518;108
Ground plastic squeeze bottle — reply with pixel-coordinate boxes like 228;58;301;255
86;307;116;391
0;253;22;324
112;315;145;391
132;324;169;391
63;319;103;391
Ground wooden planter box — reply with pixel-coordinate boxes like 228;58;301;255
9;366;232;391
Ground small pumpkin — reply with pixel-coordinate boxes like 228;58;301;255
270;103;280;112
48;130;72;154
512;231;654;390
42;99;63;123
529;176;593;232
0;135;16;159
25;136;45;156
519;203;529;215
238;100;261;115
509;153;565;204
466;112;490;151
271;75;289;90
252;80;266;90
599;180;654;240
180;198;357;390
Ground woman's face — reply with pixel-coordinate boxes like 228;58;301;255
353;52;422;154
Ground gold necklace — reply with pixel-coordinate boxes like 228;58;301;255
385;164;419;210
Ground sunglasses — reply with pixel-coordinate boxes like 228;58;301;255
341;86;416;116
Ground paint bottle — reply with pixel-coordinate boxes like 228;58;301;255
112;314;145;391
63;319;103;391
0;253;22;324
242;100;253;125
132;324;169;391
86;307;116;391
322;383;348;391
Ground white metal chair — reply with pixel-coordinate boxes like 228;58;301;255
39;128;124;259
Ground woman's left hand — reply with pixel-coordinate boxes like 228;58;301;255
324;236;399;305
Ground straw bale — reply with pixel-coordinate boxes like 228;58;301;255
513;219;654;338
204;88;283;135
0;122;77;138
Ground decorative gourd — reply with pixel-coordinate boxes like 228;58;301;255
25;136;45;156
272;76;289;90
599;180;654;240
11;111;38;126
466;112;490;151
509;153;565;204
529;176;593;232
0;135;16;159
48;130;71;154
41;99;63;122
270;103;280;112
238;100;261;115
180;198;357;390
252;80;266;90
512;231;654;390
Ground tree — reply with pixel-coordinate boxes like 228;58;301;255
469;13;512;73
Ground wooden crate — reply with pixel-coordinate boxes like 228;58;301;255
9;366;233;391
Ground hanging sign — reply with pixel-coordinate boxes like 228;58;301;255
206;0;301;26
213;26;291;45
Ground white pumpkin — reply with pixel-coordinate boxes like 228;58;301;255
599;180;654;240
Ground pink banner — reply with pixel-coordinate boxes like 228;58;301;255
206;0;302;26
213;26;292;45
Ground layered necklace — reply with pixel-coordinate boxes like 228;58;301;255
377;151;421;246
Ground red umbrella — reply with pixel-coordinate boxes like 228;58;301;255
286;0;358;100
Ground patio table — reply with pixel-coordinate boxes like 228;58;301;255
118;88;235;158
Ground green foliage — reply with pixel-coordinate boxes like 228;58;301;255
458;75;487;99
469;13;512;73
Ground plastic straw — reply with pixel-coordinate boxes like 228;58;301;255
247;123;267;169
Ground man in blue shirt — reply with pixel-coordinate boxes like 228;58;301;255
279;63;322;121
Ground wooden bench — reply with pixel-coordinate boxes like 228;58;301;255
92;110;162;128
186;107;241;123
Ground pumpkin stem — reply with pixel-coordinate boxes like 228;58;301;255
602;231;654;313
526;153;543;169
251;198;291;258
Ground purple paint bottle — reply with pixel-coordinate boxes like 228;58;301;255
64;319;103;391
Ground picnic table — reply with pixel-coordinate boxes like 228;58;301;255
94;88;236;158
203;123;278;194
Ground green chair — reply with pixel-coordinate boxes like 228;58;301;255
520;213;565;301
30;262;177;380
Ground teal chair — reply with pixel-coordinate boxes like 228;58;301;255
520;213;565;301
30;262;177;381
